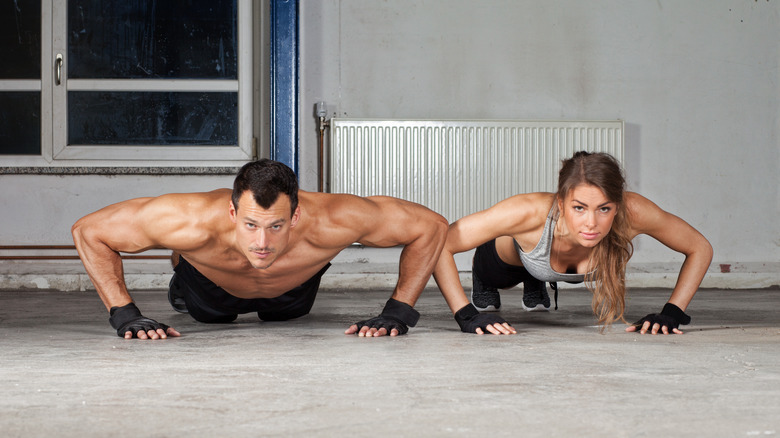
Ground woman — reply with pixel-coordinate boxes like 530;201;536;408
433;151;713;335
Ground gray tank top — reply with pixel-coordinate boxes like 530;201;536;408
513;207;590;283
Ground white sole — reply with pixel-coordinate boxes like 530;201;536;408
522;303;550;312
470;290;500;312
473;304;500;312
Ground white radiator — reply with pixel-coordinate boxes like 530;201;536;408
329;119;624;222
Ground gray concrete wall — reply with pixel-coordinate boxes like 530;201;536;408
1;0;778;289
298;0;779;285
0;174;235;245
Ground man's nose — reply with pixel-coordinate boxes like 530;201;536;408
255;230;268;247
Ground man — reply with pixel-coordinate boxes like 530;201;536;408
72;159;450;339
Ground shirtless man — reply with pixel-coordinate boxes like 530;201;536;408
72;159;449;340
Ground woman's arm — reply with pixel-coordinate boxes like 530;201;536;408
433;193;552;334
625;192;713;334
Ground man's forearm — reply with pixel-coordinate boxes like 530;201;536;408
73;234;134;311
391;244;434;306
391;227;447;306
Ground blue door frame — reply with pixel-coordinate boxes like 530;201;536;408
270;0;299;174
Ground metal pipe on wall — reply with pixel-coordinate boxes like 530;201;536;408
0;245;169;261
315;102;330;192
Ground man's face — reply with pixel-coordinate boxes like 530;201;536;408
229;191;299;269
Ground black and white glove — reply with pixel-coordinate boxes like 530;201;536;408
454;303;509;333
353;298;420;335
109;303;170;338
631;303;691;332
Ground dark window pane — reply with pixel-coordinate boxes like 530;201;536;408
0;92;41;155
68;91;237;146
0;0;41;79
68;0;238;79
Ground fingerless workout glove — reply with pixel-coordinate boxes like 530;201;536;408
454;303;509;333
109;303;170;338
353;298;420;335
631;303;691;331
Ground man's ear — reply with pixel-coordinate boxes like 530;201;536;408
229;201;238;223
290;206;301;228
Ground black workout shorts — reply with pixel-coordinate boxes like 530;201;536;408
172;256;330;323
472;239;536;289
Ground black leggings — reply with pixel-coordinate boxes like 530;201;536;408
472;239;541;289
171;257;330;323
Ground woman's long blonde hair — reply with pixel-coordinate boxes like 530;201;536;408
554;151;633;328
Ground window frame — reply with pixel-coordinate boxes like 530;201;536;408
2;0;255;168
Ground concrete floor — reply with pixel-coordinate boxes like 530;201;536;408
0;287;778;437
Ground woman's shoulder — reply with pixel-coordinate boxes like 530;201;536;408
482;192;555;231
624;191;663;214
624;191;669;234
496;192;556;210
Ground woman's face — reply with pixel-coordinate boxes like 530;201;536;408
559;184;618;248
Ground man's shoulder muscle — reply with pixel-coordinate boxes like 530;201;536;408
297;192;372;245
135;190;231;251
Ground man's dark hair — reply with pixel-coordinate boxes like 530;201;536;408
232;159;299;216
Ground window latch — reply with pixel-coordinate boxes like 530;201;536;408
55;54;63;86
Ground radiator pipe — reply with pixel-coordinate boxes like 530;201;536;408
0;245;75;250
315;102;330;192
0;245;168;261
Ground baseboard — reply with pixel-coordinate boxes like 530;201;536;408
1;260;778;291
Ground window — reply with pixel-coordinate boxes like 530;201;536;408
0;0;253;167
0;0;42;156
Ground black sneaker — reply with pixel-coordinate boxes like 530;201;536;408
167;274;189;314
522;277;551;312
471;273;501;312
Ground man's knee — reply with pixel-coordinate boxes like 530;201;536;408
257;307;311;322
168;273;190;314
172;275;239;324
257;298;315;322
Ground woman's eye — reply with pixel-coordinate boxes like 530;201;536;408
600;207;611;213
573;206;584;212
